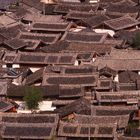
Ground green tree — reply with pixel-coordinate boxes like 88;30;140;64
132;32;140;50
23;87;42;110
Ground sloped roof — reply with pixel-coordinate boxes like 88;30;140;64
31;22;75;32
23;40;41;51
105;11;138;20
60;65;97;74
42;74;98;86
0;81;7;96
8;6;31;20
3;52;18;63
18;32;61;44
0;34;7;44
59;85;84;98
54;4;99;14
106;0;139;13
77;53;96;61
93;58;140;71
4;39;28;50
61;32;108;43
104;15;140;31
0;23;26;39
41;41;69;53
91;105;138;116
7;85;59;98
99;0;122;3
95;79;113;90
23;14;63;23
3;52;77;65
65;11;95;20
58;121;117;138
119;82;137;91
0;100;14;112
110;48;140;59
74;114;129;128
1;124;56;139
0;113;59;139
21;0;43;11
25;68;44;85
64;42;112;54
7;84;84;99
96;90;140;103
119;71;139;83
0;15;17;26
0;113;59;124
55;98;91;117
118;136;140;140
99;65;117;77
81;14;110;28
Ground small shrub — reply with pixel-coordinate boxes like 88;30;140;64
23;87;42;110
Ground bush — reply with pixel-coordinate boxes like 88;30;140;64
132;32;140;50
125;121;139;136
23;87;42;110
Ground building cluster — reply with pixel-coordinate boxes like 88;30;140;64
0;0;140;139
